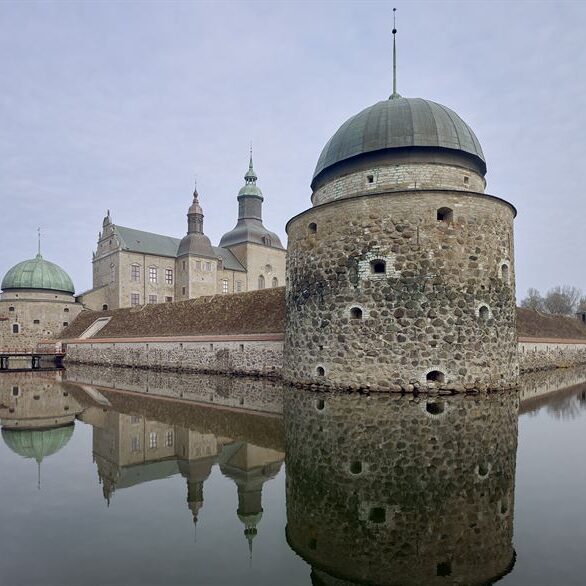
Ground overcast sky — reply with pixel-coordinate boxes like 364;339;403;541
1;0;584;301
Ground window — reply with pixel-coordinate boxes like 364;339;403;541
222;280;229;294
236;281;242;292
102;304;108;311
131;436;140;452
182;260;187;270
165;430;174;448
478;305;490;321
258;275;265;289
316;366;325;377
165;269;173;284
370;260;386;274
149;266;157;283
350;307;363;319
272;277;279;288
131;415;140;424
265;264;272;273
33;319;40;325
182;286;186;295
64;307;69;313
501;264;510;283
205;261;212;271
148;295;157;304
12;386;19;397
149;432;158;449
12;324;19;334
262;235;272;246
463;175;470;185
308;222;317;234
110;263;115;283
196;260;201;270
165;296;173;303
8;306;14;312
367;174;374;183
130;293;140;307
131;264;140;282
437;207;453;223
63;322;69;327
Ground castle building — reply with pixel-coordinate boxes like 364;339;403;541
284;31;518;391
79;155;286;311
0;249;83;351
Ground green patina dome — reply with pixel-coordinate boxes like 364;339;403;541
2;424;74;463
313;97;485;184
1;254;75;294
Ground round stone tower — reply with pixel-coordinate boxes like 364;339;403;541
284;47;518;392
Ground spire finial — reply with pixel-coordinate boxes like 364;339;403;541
390;8;401;100
37;227;41;257
245;144;257;184
193;176;199;199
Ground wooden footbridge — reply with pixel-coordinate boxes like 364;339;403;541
0;344;65;372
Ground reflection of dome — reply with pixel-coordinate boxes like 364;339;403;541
1;253;75;294
312;97;485;187
2;424;74;462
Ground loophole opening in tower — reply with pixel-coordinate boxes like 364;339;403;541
426;370;445;383
370;260;386;274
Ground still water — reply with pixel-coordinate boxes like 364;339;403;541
0;365;586;585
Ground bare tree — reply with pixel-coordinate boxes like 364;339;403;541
542;286;582;315
520;288;544;311
578;297;586;313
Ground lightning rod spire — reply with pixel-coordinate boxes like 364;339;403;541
390;8;401;99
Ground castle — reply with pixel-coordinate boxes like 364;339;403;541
79;154;286;310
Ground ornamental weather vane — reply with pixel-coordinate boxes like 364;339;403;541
390;7;401;100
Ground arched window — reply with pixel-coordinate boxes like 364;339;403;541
437;207;453;223
370;260;386;274
316;366;325;377
258;275;265;289
308;222;317;234
272;277;279;288
265;264;273;273
350;307;363;319
102;304;108;311
501;264;510;283
64;307;69;313
12;324;19;334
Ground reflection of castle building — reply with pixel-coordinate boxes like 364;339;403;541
219;442;284;555
284;391;519;585
86;406;284;547
0;373;83;487
79;155;285;311
88;408;223;525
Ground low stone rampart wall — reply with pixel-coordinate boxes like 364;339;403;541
64;334;586;383
518;337;586;372
64;333;283;378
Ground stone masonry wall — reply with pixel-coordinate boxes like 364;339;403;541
518;339;586;372
312;163;486;206
64;336;283;377
284;390;518;585
285;189;518;392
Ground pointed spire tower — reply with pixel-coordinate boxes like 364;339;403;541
218;148;284;251
177;179;215;259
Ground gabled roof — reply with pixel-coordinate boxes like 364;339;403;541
213;247;246;272
114;225;181;258
113;225;246;271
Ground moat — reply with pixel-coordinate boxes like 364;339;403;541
1;367;586;585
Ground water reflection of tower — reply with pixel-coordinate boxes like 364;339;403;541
219;442;284;556
0;374;83;488
284;391;519;586
87;409;223;528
